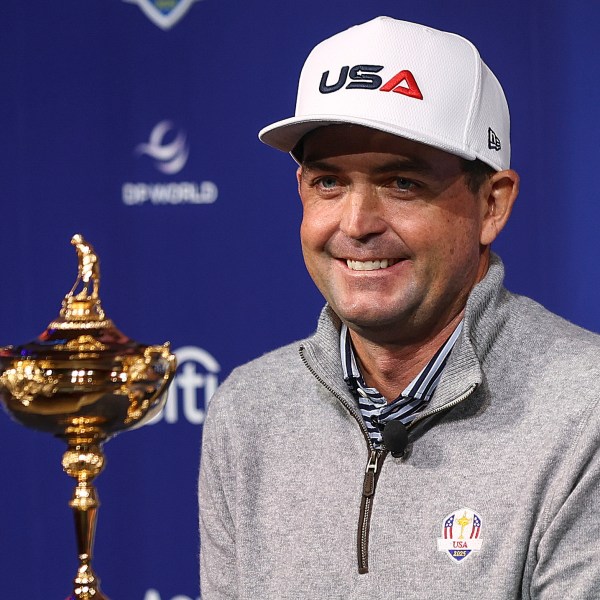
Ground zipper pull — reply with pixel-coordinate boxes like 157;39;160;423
363;450;380;497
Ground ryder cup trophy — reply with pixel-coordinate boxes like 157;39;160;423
0;235;177;600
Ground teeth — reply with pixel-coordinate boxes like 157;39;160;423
346;259;397;271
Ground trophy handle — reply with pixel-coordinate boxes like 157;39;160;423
146;342;178;398
123;343;177;429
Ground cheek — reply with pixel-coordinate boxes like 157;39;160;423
299;217;328;288
300;200;336;251
438;221;483;279
407;209;481;269
299;214;319;252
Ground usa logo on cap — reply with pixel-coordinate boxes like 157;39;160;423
437;508;483;563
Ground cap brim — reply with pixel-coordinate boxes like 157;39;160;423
258;114;478;163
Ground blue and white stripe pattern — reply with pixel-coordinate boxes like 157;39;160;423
340;321;463;449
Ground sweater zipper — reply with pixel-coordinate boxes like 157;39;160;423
299;345;477;575
410;382;478;426
358;448;386;574
299;345;382;575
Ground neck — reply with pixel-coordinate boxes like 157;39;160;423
346;250;491;401
348;310;464;402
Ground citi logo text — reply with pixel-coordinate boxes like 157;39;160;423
319;65;423;99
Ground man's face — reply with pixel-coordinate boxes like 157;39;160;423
297;124;492;344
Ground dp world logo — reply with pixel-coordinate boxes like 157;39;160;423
151;346;220;425
136;120;189;175
123;0;203;30
123;120;219;206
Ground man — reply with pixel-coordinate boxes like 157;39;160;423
199;17;600;599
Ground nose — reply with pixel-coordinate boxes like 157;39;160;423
339;188;387;239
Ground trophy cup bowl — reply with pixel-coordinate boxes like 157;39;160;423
0;235;177;600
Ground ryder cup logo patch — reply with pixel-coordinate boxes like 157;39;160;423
436;508;483;563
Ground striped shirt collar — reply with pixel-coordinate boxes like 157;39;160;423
340;321;463;448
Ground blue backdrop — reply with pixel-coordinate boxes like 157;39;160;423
1;1;599;598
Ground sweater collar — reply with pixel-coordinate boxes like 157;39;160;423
304;253;508;415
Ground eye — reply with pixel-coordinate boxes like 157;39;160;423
394;177;415;191
317;176;339;190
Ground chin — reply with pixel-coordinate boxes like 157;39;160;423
335;306;404;331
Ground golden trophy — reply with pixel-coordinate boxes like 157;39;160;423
0;234;177;600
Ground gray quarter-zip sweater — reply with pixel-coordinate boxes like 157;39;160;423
199;255;600;599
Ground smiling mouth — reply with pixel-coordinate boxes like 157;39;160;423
346;258;400;271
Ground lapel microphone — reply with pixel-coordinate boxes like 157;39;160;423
382;420;410;458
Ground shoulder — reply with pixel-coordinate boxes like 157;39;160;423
504;292;600;356
204;337;309;422
468;255;600;361
485;291;600;411
465;270;600;407
225;339;305;387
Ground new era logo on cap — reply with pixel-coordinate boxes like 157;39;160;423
488;128;501;151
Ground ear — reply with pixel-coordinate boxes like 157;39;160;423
480;169;519;246
296;166;308;204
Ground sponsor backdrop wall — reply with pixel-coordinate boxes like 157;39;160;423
1;1;599;598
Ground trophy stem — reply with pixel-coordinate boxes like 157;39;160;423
61;427;110;600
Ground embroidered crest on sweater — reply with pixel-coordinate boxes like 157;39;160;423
437;508;483;563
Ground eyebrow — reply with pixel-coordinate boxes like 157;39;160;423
372;158;432;175
301;160;343;174
301;157;433;175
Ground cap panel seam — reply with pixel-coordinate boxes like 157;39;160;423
460;38;483;156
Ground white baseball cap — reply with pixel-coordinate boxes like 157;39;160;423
259;17;510;171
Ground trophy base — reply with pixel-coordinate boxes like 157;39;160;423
64;560;110;600
66;587;110;600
